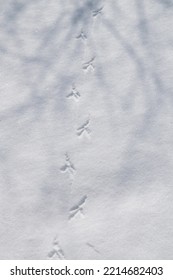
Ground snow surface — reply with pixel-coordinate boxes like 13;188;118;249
0;0;173;259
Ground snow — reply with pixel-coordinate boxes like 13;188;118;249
0;0;173;259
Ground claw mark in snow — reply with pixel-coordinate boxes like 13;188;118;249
83;57;95;71
69;195;87;220
76;29;87;41
92;7;103;17
60;153;76;177
77;119;91;137
66;85;80;101
48;237;65;259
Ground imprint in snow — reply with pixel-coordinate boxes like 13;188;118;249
82;57;95;71
69;195;87;220
76;29;87;41
86;242;100;254
60;153;76;176
77;119;91;137
48;237;65;259
92;7;103;17
66;85;80;101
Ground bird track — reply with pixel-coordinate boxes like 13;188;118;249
69;195;87;220
92;7;103;17
76;29;87;41
82;57;95;71
66;85;81;101
86;242;100;254
76;119;91;137
60;153;76;178
48;237;65;260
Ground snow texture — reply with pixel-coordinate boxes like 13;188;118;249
0;0;173;259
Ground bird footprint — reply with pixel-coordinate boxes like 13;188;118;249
66;85;80;101
86;242;100;254
76;29;87;41
60;153;76;177
92;7;103;17
48;237;65;260
69;195;87;220
77;119;91;137
83;57;95;71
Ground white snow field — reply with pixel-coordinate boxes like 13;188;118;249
0;0;173;259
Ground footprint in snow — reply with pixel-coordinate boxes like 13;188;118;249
48;237;65;260
76;29;87;41
92;7;103;17
69;195;87;220
66;85;80;101
60;153;76;178
76;119;91;138
86;242;100;254
82;57;95;71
